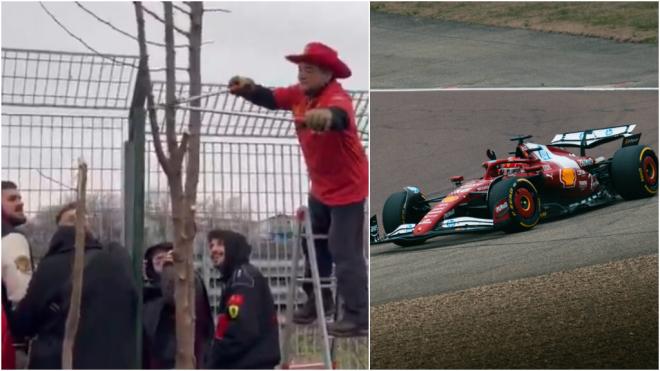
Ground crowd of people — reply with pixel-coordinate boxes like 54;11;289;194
1;41;368;369
2;181;282;369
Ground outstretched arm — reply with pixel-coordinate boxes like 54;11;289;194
228;76;278;109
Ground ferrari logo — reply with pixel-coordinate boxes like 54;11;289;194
560;168;576;188
14;255;31;274
228;305;240;319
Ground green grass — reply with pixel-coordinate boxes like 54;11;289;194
371;2;659;44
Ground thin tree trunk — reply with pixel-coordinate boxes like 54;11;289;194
133;2;203;368
61;161;88;369
163;2;196;368
173;3;204;368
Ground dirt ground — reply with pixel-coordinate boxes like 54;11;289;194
371;254;659;369
371;2;658;43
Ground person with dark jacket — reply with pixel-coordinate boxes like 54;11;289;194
228;42;369;336
205;229;280;369
11;203;138;369
142;242;214;369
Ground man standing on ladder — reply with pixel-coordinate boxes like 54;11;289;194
228;41;369;337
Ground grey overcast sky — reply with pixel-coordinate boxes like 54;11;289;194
1;1;369;89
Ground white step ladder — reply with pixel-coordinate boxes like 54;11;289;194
281;206;337;369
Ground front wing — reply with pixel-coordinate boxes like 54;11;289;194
370;216;495;245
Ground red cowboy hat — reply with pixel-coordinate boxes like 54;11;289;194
285;42;352;79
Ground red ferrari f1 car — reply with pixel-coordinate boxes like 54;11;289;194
371;124;658;247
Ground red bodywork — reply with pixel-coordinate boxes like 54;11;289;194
413;143;600;236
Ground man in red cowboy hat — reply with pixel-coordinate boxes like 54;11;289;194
228;41;368;337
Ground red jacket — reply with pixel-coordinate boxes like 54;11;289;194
2;308;15;369
274;81;369;206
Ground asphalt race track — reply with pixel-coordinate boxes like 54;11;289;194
370;90;659;305
371;11;659;88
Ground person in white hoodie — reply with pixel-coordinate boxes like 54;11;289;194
1;180;33;367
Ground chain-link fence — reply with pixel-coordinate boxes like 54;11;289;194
2;47;368;368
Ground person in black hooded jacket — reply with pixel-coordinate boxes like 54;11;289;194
11;202;138;369
142;242;214;369
205;229;281;369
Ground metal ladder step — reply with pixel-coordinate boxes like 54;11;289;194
281;206;337;370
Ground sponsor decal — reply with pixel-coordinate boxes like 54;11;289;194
494;200;508;214
227;294;244;320
537;148;551;161
605;128;613;136
229;305;240;319
14;255;31;274
445;219;456;228
560;168;577;188
508;188;517;217
622;134;641;147
577;158;594;167
442;195;459;203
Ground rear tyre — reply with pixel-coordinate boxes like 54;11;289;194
488;178;541;233
610;145;658;200
382;191;427;247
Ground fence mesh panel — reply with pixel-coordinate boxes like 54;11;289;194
1;47;368;368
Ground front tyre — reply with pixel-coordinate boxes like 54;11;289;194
488;178;541;233
382;190;428;247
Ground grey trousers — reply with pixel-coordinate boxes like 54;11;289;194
308;195;368;325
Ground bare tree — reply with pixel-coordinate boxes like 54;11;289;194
61;161;88;368
134;2;204;368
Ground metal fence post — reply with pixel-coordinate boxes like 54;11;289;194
125;69;147;368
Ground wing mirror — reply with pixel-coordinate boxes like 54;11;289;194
450;175;464;187
486;149;497;160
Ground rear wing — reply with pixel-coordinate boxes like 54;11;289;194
550;124;639;155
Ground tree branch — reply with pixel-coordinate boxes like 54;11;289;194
183;1;230;13
76;2;196;49
183;1;202;201
35;169;76;191
174;131;190;167
61;161;87;369
204;8;231;13
39;2;138;68
141;4;189;36
163;2;178;159
153;88;228;109
172;3;190;16
134;2;170;175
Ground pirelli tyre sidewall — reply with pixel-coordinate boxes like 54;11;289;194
382;191;427;247
489;177;541;233
611;145;658;200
